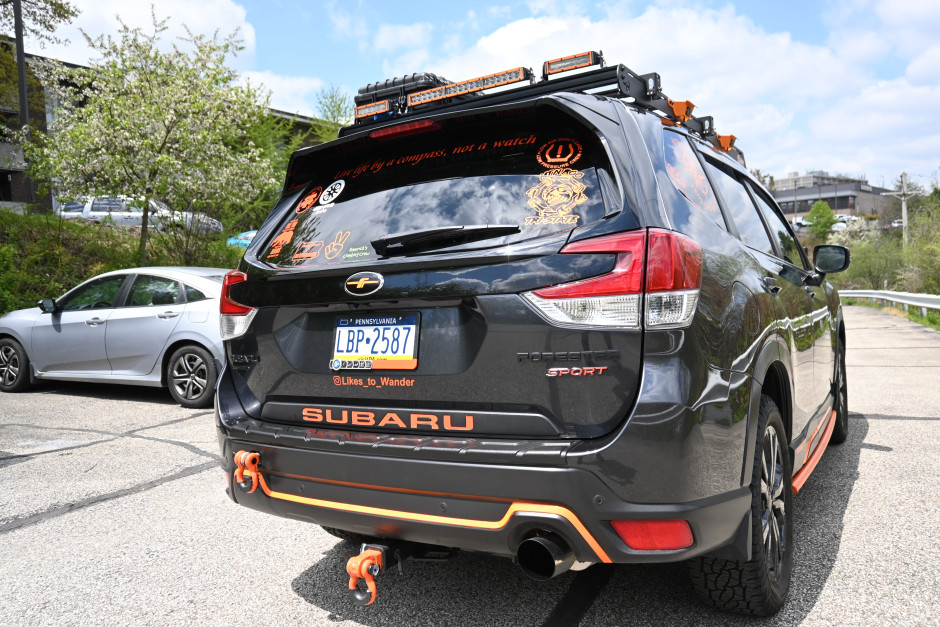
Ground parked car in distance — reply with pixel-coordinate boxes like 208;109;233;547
55;199;87;218
57;196;223;234
891;218;903;228
0;267;228;408
227;230;257;247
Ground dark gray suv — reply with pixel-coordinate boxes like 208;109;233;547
215;53;850;615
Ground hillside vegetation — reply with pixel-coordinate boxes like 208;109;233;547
0;211;242;315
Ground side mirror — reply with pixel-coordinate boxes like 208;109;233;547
813;245;851;274
37;298;58;313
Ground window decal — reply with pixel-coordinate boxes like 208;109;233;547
325;230;351;260
296;186;322;214
267;219;298;258
320;180;346;205
537;138;583;169
524;169;586;226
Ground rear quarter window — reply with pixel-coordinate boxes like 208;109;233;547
263;111;617;268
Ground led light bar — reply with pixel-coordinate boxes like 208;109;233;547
543;51;603;79
407;67;531;107
355;100;391;119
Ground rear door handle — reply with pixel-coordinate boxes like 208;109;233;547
85;317;105;326
761;276;781;295
803;286;817;300
157;311;181;319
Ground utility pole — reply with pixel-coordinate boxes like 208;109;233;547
882;172;921;246
13;0;33;205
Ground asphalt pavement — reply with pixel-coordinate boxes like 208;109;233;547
0;305;938;625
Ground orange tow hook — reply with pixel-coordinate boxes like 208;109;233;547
346;547;385;606
233;450;261;493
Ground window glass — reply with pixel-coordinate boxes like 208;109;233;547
704;161;774;255
61;276;127;311
92;197;126;213
663;131;721;222
264;111;617;268
748;183;808;269
185;285;208;302
126;275;181;307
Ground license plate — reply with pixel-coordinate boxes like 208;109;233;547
331;314;418;370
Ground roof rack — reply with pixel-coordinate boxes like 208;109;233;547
344;51;744;165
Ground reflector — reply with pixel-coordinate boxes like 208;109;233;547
611;519;694;551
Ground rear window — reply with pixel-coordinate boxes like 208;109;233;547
263;111;615;267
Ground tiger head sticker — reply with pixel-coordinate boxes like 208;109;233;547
524;168;587;226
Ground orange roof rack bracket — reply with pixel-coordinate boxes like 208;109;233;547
715;133;737;152
667;99;695;122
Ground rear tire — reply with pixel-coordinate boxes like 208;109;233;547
689;395;793;616
0;338;31;392
830;338;849;445
167;345;217;408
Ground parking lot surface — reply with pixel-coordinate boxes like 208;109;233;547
1;305;938;625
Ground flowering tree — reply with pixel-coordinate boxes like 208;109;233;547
21;12;278;265
0;0;78;45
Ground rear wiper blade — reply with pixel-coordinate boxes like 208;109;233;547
371;224;520;257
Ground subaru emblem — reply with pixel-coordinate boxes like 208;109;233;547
344;271;384;296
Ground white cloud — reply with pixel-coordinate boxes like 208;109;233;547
374;22;433;53
421;3;917;183
238;71;323;116
906;45;940;85
21;0;256;69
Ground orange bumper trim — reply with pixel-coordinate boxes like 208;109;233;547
232;450;612;563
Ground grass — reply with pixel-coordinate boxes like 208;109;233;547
0;209;243;315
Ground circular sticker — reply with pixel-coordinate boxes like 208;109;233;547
536;138;583;169
320;179;346;205
296;186;323;214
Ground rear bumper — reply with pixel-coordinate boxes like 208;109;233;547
217;413;751;565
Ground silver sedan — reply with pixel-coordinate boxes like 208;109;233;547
0;267;228;408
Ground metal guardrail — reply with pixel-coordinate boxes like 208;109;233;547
841;290;940;316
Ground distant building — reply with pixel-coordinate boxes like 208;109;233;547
771;171;892;217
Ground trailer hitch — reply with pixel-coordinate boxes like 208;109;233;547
346;544;386;605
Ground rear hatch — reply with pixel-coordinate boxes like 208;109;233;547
226;103;646;439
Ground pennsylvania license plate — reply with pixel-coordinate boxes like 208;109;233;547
331;314;418;370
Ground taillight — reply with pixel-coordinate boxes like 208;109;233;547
220;270;256;340
521;229;702;329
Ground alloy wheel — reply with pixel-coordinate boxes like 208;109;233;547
760;424;788;582
0;345;20;387
171;352;208;401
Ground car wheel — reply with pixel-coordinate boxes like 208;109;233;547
167;345;217;408
0;338;31;392
829;339;849;445
689;395;793;616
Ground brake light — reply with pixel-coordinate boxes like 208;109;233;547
521;229;702;329
221;271;250;314
220;270;256;340
369;119;440;140
610;519;694;551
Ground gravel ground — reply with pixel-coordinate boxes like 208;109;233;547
1;305;937;625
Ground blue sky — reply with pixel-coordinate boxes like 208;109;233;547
20;0;940;190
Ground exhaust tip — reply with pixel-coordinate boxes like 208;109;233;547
517;532;575;580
